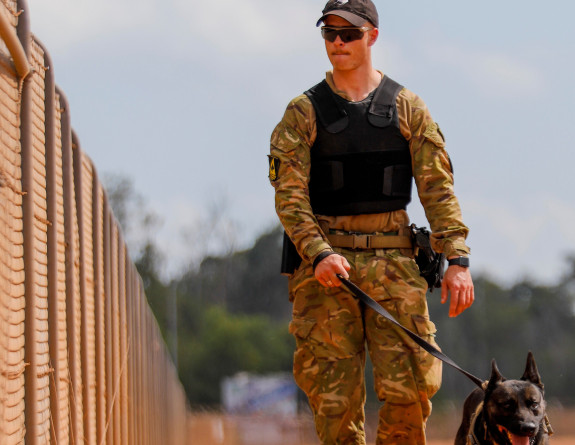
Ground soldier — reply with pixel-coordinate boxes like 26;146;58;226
268;0;474;443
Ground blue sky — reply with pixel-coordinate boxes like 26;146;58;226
30;0;575;284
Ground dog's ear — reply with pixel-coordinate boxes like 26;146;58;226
486;359;505;392
521;351;544;391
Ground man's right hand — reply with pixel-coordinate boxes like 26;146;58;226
315;253;351;288
441;264;474;317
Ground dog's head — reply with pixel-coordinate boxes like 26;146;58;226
483;352;546;445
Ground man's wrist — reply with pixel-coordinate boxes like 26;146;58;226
313;251;336;271
447;256;470;268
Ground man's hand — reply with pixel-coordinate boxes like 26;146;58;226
441;264;474;317
315;253;351;288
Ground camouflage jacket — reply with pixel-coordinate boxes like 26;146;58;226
269;71;470;265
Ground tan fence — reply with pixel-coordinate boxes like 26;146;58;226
0;1;190;443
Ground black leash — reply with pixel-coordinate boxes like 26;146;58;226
337;275;484;388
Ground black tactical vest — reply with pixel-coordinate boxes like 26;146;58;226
304;76;412;216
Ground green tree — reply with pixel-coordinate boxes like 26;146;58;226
178;306;294;407
178;225;291;321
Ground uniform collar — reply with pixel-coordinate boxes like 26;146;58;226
325;70;384;102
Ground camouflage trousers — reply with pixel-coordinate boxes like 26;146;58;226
288;248;442;445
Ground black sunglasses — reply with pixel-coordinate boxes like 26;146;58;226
321;26;373;43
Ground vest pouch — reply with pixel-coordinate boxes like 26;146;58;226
311;160;344;192
383;164;412;198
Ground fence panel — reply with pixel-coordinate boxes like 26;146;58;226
0;6;26;442
21;36;52;445
45;54;70;444
104;200;115;445
92;172;106;444
0;1;192;444
74;138;98;444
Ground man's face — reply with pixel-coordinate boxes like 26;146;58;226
322;15;378;72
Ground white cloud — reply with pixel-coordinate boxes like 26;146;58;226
29;0;321;60
29;0;158;51
547;197;575;245
423;39;544;97
171;0;318;55
463;193;575;284
372;39;413;77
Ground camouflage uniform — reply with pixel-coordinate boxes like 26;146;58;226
269;72;470;444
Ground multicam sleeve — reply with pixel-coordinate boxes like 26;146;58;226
403;92;471;258
269;94;332;263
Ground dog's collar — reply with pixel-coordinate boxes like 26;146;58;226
467;402;484;445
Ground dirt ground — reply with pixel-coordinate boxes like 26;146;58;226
429;441;573;445
188;404;573;444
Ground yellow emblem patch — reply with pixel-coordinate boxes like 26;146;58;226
268;155;280;181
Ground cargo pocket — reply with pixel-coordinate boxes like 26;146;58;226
289;318;317;396
411;314;442;398
290;316;363;361
411;314;437;338
289;317;315;342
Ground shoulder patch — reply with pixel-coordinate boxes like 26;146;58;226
268;155;281;181
423;121;446;148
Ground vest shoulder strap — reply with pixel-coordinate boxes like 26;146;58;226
368;75;404;128
304;80;348;133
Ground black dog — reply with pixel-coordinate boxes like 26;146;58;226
455;352;552;445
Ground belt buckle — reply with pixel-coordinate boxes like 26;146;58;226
364;235;371;249
352;234;370;249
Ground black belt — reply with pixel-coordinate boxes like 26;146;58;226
337;275;484;388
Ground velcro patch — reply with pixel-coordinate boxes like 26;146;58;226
268;155;281;181
423;121;446;148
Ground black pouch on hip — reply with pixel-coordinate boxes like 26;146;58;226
281;231;302;276
410;224;445;292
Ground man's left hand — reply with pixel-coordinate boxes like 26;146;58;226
441;264;474;317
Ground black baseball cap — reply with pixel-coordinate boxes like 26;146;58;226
316;0;379;28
